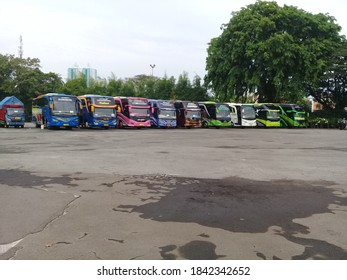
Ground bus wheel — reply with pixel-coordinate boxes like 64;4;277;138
202;121;208;128
118;120;124;129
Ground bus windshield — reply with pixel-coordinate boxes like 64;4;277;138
92;97;115;106
7;108;25;116
158;101;175;109
159;109;176;119
130;108;149;116
94;107;115;118
216;105;231;119
242;106;256;120
187;110;201;119
52;96;77;115
128;99;148;106
267;110;280;120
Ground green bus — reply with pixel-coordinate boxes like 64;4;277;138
253;103;281;127
198;101;232;128
278;104;308;128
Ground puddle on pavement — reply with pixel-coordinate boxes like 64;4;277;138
159;241;225;260
125;176;344;234
0;169;77;188
118;175;347;259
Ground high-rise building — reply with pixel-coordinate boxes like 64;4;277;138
67;67;97;87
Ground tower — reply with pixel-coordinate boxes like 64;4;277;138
18;35;23;59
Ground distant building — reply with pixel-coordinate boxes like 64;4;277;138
307;95;324;112
67;67;97;87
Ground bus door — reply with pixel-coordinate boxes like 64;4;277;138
229;105;239;126
149;101;159;126
174;102;185;127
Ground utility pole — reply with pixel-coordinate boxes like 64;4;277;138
18;35;23;59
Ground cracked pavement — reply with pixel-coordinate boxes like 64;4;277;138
0;126;347;259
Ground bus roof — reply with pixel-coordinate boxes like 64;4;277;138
78;94;112;98
34;93;76;99
198;101;216;104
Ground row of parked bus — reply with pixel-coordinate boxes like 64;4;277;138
29;93;308;130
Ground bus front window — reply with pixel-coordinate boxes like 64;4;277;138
130;108;149;116
216;106;231;120
242;106;256;120
187;110;201;120
267;110;279;120
7;108;25;117
52;97;78;115
94;108;115;118
159;109;176;119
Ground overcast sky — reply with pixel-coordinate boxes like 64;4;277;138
1;0;346;80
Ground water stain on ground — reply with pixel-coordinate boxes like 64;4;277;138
128;176;343;234
0;169;77;188
118;175;347;259
159;241;225;260
178;241;225;260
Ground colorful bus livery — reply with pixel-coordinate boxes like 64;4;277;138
174;101;202;128
32;93;80;129
148;99;176;128
227;103;257;127
278;104;308;128
78;95;117;128
253;104;281;127
114;97;151;128
198;102;232;128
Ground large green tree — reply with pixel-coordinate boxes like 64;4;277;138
307;43;347;113
205;0;344;103
0;54;63;117
154;75;176;100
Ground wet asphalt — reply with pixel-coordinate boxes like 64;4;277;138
0;124;346;259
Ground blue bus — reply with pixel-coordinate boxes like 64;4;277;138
32;93;80;129
148;99;177;128
78;95;117;128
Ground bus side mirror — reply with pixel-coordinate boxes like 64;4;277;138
50;103;53;110
117;106;121;113
90;106;94;113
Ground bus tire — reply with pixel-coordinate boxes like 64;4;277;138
202;121;208;128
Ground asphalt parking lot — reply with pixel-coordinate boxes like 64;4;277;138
0;125;347;259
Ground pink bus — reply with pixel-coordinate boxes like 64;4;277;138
114;97;151;128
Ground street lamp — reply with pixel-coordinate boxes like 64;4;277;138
150;64;156;76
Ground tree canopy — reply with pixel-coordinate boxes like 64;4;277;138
307;42;347;113
0;52;209;119
0;54;63;117
62;73;209;101
205;0;345;104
